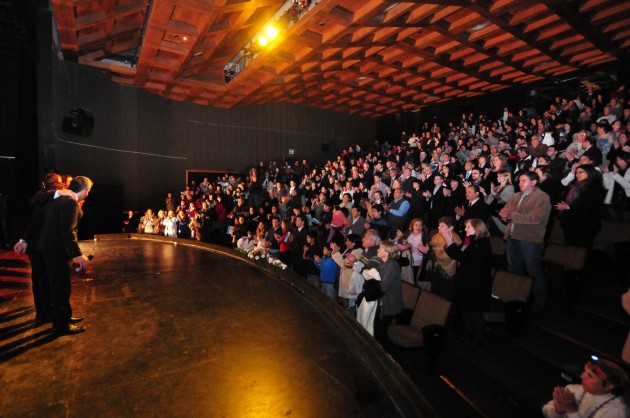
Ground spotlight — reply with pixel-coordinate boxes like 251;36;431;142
258;36;268;47
265;26;278;40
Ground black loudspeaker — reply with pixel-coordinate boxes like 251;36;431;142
62;108;94;137
321;143;330;152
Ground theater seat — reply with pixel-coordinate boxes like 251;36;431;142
484;270;533;337
397;282;422;325
388;290;451;349
543;243;587;306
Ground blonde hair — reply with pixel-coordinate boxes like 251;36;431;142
498;169;512;185
379;240;400;260
465;219;490;238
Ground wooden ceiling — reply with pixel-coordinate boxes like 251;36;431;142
51;0;630;118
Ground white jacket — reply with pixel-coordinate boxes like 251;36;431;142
603;169;630;204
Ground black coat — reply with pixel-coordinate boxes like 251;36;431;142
445;236;492;312
457;199;491;236
559;182;605;248
36;196;83;260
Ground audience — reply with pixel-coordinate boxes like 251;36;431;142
126;81;630;352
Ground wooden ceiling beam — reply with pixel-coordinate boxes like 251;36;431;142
539;0;622;56
461;0;576;69
427;21;553;81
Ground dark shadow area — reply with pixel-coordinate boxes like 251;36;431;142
0;307;35;324
0;319;39;341
0;329;57;362
0;259;30;268
0;280;30;290
0;269;32;278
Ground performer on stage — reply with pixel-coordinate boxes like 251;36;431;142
37;176;93;335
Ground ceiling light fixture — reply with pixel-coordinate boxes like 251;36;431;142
470;22;488;31
223;0;317;84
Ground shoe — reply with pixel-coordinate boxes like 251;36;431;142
69;316;84;324
54;324;85;335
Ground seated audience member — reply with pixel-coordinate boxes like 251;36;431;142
542;358;629;418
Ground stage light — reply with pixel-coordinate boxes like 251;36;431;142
258;36;268;47
264;26;278;40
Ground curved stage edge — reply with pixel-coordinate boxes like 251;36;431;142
1;233;438;417
104;234;436;417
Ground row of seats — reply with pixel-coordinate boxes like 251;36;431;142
389;269;534;351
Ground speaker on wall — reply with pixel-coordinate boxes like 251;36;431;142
62;107;94;137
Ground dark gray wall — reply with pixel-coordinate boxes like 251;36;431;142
47;61;376;211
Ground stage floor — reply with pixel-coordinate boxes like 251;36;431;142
0;238;430;417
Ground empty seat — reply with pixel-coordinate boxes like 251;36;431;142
388;290;451;349
543;243;587;305
484;270;533;324
398;281;422;325
401;281;421;311
543;243;587;271
489;235;506;257
489;235;507;272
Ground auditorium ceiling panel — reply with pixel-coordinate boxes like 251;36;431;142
51;0;630;118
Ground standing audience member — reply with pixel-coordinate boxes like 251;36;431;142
276;219;294;266
122;210;139;233
399;218;430;283
439;218;492;349
336;234;364;311
555;165;606;248
313;243;340;300
500;172;551;312
484;169;515;234
385;188;410;239
373;240;403;346
455;184;491;235
428;216;462;300
603;155;630;222
163;210;178;237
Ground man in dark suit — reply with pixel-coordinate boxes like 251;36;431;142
13;173;66;324
291;214;309;277
37;176;93;335
423;173;451;229
455;184;491;236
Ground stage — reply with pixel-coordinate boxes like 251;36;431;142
0;235;436;417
